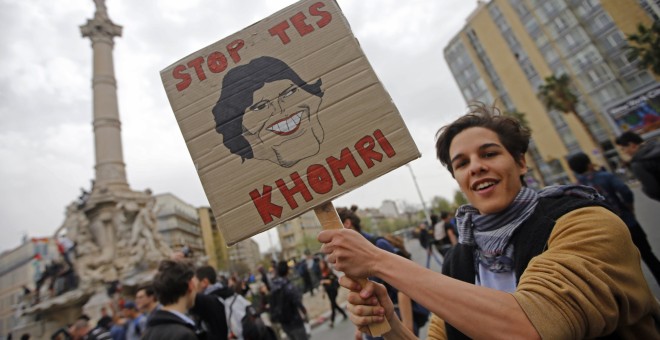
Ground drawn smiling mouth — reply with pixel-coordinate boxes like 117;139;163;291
266;111;303;136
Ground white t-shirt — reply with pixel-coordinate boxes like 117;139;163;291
433;221;446;241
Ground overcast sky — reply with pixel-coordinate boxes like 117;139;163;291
0;0;478;253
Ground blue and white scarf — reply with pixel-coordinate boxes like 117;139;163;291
456;185;603;273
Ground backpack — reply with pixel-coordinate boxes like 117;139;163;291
221;293;252;339
241;305;277;340
269;283;296;324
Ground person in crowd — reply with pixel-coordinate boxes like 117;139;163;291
191;265;229;340
69;318;91;340
433;211;457;256
86;316;113;340
143;260;202;340
270;261;309;340
568;151;660;285
258;265;271;292
296;258;315;296
305;250;321;290
319;258;347;328
615;131;660;201
19;334;29;340
135;284;159;330
337;206;426;338
120;301;143;340
319;103;660;339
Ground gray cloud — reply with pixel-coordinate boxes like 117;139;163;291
0;0;475;252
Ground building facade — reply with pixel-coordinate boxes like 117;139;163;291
444;0;658;184
0;238;57;339
227;238;261;274
277;211;322;261
154;193;205;257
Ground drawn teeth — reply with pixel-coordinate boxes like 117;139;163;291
267;111;303;133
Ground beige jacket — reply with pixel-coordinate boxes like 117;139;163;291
427;206;660;339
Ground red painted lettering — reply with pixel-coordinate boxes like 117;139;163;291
276;172;313;210
374;129;396;157
269;21;292;45
355;136;382;168
173;65;192;91
226;39;244;63
207;52;228;73
290;12;314;37
326;148;363;185
309;2;332;28
307;164;333;194
186;57;206;81
249;186;283;224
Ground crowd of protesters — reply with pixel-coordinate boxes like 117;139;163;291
29;247;346;340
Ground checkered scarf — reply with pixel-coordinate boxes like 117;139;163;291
456;185;603;273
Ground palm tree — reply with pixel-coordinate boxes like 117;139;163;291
626;21;660;76
503;109;530;131
538;74;603;154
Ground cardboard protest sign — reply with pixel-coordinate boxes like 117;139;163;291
161;0;420;245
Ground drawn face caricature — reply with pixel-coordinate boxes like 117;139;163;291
212;56;325;168
243;79;323;167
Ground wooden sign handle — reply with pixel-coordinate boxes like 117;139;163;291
314;202;391;336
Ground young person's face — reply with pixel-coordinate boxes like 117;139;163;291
242;79;323;167
620;142;639;157
449;127;527;215
135;290;151;312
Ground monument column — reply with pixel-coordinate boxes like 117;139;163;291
80;0;129;192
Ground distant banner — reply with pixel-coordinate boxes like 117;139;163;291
606;84;660;135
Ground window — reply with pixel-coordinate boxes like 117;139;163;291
568;45;603;72
588;12;613;35
593;82;625;105
600;30;625;51
541;44;560;64
623;71;654;91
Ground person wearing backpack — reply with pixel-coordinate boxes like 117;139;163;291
270;261;309;340
337;206;426;338
568;152;660;285
190;265;229;340
616;131;660;201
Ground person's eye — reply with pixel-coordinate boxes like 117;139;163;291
281;87;297;98
484;151;498;158
250;100;269;112
453;159;468;169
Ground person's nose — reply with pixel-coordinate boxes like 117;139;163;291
274;98;285;115
468;156;487;176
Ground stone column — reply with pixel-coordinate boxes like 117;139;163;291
80;0;129;192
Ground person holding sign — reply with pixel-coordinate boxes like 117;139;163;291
318;104;660;339
212;56;325;168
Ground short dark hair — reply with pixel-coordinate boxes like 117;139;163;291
195;265;217;284
615;131;644;146
152;260;195;306
337;206;361;232
440;211;449;220
436;103;530;177
567;152;591;175
430;214;439;226
276;260;289;277
212;56;324;160
136;284;156;298
96;316;113;330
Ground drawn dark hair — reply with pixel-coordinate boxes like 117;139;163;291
212;56;324;160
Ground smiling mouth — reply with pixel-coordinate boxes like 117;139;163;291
266;111;303;136
472;180;498;191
